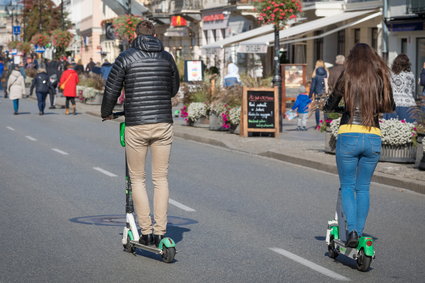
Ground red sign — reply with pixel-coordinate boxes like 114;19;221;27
171;16;187;27
203;14;225;22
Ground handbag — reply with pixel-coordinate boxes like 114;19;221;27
59;74;72;91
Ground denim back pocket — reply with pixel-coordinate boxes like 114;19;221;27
369;136;382;153
337;134;360;154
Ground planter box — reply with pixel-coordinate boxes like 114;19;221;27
324;131;336;154
193;117;209;128
84;89;103;105
379;143;416;163
415;134;425;169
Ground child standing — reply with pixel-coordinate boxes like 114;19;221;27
292;85;311;131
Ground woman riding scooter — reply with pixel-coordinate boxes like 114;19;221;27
323;43;395;247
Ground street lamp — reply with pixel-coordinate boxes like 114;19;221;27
5;2;15;41
272;25;282;132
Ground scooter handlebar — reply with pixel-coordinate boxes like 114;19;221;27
102;111;125;121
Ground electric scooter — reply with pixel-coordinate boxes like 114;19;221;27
325;189;375;272
107;112;177;263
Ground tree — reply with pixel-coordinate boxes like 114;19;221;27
51;29;73;57
20;0;72;42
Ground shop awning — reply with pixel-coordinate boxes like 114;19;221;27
238;10;375;53
201;24;275;50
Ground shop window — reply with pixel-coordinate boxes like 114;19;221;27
337;30;345;55
314;30;323;62
401;38;407;54
354;28;360;44
371;27;378;50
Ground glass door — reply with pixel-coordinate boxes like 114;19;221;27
416;38;425;98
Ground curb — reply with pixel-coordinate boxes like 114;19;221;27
84;109;424;195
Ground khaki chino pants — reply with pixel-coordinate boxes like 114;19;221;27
125;123;173;235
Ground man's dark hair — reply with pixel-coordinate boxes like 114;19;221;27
136;20;155;36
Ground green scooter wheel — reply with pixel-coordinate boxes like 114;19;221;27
328;239;339;259
162;247;176;263
356;249;372;272
123;232;135;253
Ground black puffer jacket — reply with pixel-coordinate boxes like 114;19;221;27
101;35;180;125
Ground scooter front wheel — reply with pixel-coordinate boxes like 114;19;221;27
328;239;338;259
356;249;372;272
162;247;176;263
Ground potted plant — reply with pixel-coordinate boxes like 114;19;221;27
321;113;341;153
209;102;230;131
78;74;104;104
329;118;417;163
186;102;209;126
228;106;241;134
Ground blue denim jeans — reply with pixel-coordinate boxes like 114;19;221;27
12;99;19;113
36;92;48;113
336;133;381;235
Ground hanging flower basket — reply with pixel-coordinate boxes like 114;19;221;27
112;15;143;42
255;0;303;28
30;33;50;47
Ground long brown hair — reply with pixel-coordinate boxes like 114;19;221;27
391;54;411;74
343;43;393;126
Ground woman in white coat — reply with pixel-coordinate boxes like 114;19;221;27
7;65;26;115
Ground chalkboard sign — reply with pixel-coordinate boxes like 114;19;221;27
241;87;280;138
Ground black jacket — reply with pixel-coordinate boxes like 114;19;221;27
101;35;180;125
323;72;395;128
30;72;51;94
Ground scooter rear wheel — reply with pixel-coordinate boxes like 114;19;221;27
123;234;135;253
328;239;339;259
356;249;372;272
162;247;176;263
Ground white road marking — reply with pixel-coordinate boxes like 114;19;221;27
269;247;351;281
6;126;15;131
25;136;37;141
51;148;69;155
93;167;118;177
169;199;196;212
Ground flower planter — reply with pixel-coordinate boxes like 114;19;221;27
415;134;425;169
193;117;209;128
85;90;103;105
209;113;222;130
324;131;336;154
379;143;416;163
229;124;240;135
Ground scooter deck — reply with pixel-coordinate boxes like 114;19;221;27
129;241;163;254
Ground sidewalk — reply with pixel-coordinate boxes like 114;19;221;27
50;95;425;195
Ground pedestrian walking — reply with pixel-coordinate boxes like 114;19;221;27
7;65;26;115
323;43;395;247
327;55;345;93
74;60;84;75
291;85;311;131
30;67;51;115
383;54;416;122
100;59;112;82
59;63;79;115
85;58;95;73
309;60;328;130
101;20;180;247
0;58;4;91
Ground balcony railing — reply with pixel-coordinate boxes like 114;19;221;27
172;0;202;13
410;0;425;14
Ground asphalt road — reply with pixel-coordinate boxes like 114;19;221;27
1;97;424;282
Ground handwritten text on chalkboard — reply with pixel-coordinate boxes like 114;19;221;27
247;91;275;128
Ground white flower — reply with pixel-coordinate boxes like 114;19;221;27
380;119;416;146
330;118;416;145
229;106;241;125
330;118;341;138
187;102;208;122
210;102;228;116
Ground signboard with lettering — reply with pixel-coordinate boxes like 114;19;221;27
240;87;279;138
184;60;203;82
